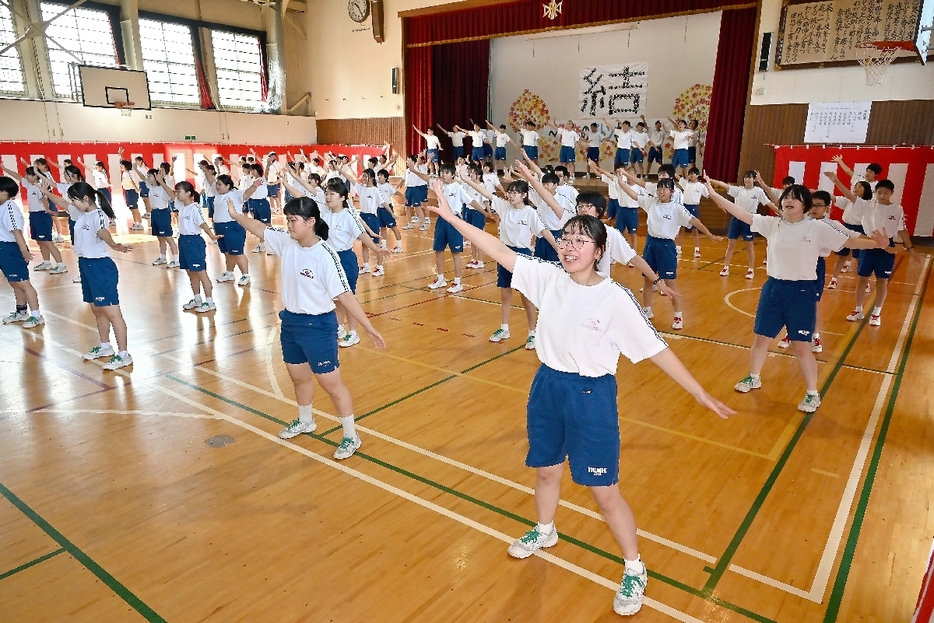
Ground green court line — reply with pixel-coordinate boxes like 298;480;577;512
701;313;871;595
153;324;277;355
165;374;774;623
822;261;931;622
0;482;167;622
0;548;65;581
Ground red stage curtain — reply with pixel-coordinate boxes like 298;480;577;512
431;40;490;158
704;7;757;181
405;45;432;155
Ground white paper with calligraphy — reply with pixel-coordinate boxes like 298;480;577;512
804;101;872;143
579;63;648;119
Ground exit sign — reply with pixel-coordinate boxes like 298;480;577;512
184;135;197;140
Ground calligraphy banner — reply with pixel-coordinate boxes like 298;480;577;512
803;101;872;143
579;62;648;119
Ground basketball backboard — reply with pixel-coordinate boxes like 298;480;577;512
75;65;152;110
916;0;934;63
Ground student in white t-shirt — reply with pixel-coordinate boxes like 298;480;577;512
664;118;696;176
402;154;430;231
284;165;327;212
486;120;513;173
827;180;872;288
588;160;641;252
427;186;733;618
0;163;66;273
706;181;886;412
630;121;650;176
173;181;219;313
604;118;633;169
203;171;251;287
458;164;491;269
677;168;711;258
709;172;776;279
0;177;44;329
644;117;667;176
553;121;582;179
344;166;387;277
375;169;404;253
223;194;386;461
147;169;180;268
410;163;470;292
413;124;442;176
519;120;541;164
438;124;467;161
829;155;883;277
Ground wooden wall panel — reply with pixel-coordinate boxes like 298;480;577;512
737;99;934;184
315;117;406;153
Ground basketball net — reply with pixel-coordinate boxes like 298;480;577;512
114;101;135;117
855;42;908;86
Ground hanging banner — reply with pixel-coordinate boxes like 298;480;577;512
579;62;648;119
803;102;872;143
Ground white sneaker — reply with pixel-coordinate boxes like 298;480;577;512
216;271;235;283
34;261;52;271
359;264;371;274
372;266;385;277
333;435;362;460
428;277;447;290
402;223;414;230
142;212;152;219
23;315;44;329
693;248;701;258
671;316;683;330
841;262;850;273
102;353;133;370
474;260;484;269
614;563;648;616
525;335;536;350
130;223;144;231
278;418;316;439
642;307;654;319
811;335;823;353
2;311;29;324
446;282;464;293
798;393;821;413
237;275;251;287
83;344;115;360
828;277;838;290
49;264;68;274
165;260;178;269
489;328;510;342
411;216;421;223
846;309;864;322
392;245;403;254
465;259;478;269
52;233;64;242
72;276;81;283
745;268;755;280
195;301;216;313
420;220;430;231
676;245;682;256
777;335;791;348
719;266;729;277
252;245;264;253
869;313;881;326
182;298;200;310
152;257;167;266
865;284;871;294
339;331;360;348
734;375;762;393
507;526;558;559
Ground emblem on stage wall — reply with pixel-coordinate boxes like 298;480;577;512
543;0;562;20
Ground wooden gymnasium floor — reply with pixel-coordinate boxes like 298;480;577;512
1;203;932;623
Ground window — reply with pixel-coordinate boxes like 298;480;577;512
40;2;118;99
211;30;263;109
139;19;199;105
0;4;25;93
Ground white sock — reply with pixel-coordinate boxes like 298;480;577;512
118;350;130;358
528;329;535;336
855;305;863;312
337;324;345;334
362;263;369;269
872;306;882;315
194;295;202;304
501;324;509;331
813;331;820;340
624;557;645;574
298;404;314;424
673;311;682;318
750;372;761;380
643;306;652;313
205;297;213;304
377;264;383;270
340;415;356;439
30;308;40;318
807;389;820;396
101;342;111;350
454;277;461;284
536;521;554;535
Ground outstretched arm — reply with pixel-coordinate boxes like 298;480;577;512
1;164;23;183
689;217;722;242
461;175;496;202
516;162;566;220
618;167;647;189
755;172;781;205
649;349;734;419
704;178;751;224
35;179;69;209
824;171;857;204
831;155;856;179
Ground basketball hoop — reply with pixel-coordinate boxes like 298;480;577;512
855;41;916;86
114;101;136;117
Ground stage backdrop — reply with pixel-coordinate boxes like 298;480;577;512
772;145;934;236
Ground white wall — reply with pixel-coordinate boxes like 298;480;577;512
751;0;934;104
490;13;721;126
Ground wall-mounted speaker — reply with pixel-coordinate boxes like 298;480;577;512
391;67;400;94
759;32;773;71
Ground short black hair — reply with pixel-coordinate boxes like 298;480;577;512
0;176;20;198
811;190;832;206
875;179;895;192
562;215;607;260
866;163;883;175
554;166;569;177
779;184;812;211
657;164;676;177
541;173;559;185
782;176;795;186
656;177;675;191
439;163;456;175
688;167;700;176
576;192;606;218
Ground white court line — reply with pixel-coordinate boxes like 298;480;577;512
150;382;705;623
264;325;286;400
724;288;845;335
22;409;220;420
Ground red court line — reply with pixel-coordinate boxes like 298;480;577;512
26;385;118;413
17;344;113;390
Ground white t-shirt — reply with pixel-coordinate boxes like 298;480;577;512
641;182;683;207
851;198;905;239
678;179;709;205
201;174;217;198
354;183;381;215
587;130;603;149
638;195;694;240
728;185;769;214
448;131;465;147
424;135;441;150
148;186;172;211
648;128;666;146
489;198;546;249
836;196;861;226
73;209;111;258
405;166;428;188
613;128;633;149
442;182;471;216
300;185;327;210
321;208;365;252
495;131;510;148
251;177;269;200
56;182;80;221
133;165;147;184
266;161;281;183
511;255;668;376
669;130;694;150
556;184;578;204
601;174;621;201
752;215;848;280
213;189;245;224
482;173;500;194
22;181;44;212
0;199;23;242
92;170;109;189
818;215;861;258
376;182;395;207
559;128;580;147
519;129;540;146
531;188;574;230
264;229;350;315
483;128;496;144
468;130;485;148
121;171;136;191
597;227;637;276
178;202;206;236
631;131;649;150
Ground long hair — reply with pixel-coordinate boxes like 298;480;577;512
68;181;115;219
64;164;85;182
175;180;200;204
283;197;329;240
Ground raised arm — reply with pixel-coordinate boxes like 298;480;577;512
461;174;496;202
436;124;449;135
154;171;177;200
831;155;856;179
755;172;781;204
707;177;730;191
200;162;217;185
242;178;262;201
824;171;857;204
341;164;360;186
520;150;544;177
225;198;267;239
617;167;647;189
516;162;568;220
704;178;752;224
412;125;428;139
587;160;612;179
1;164;23;183
408;166;431;183
35;178;70;209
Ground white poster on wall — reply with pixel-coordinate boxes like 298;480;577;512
803;102;871;144
579;63;648;119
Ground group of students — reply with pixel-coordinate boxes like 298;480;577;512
0;137;921;618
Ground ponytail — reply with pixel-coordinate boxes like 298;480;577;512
68;181;115;219
283;197;329;240
175;180;200;204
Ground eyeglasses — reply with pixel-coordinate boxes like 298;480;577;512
555;237;595;250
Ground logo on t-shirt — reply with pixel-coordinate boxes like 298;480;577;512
300;268;314;279
582;318;601;331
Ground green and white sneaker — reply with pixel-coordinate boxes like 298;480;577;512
734;375;762;393
798;392;821;413
2;311;29;324
102;353;133;370
613;563;648;616
83;344;115;360
507;526;558;559
333;435;362;460
182;298;201;310
339;331;360;348
49;264;68;274
23;315;44;329
489;328;510;343
278;418;317;439
195;301;216;313
152;257;167;266
525;335;536;350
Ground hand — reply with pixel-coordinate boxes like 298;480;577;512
172;155;178;162
695;390;735;419
378;248;392;261
366;327;387;349
869;229;889;248
831;154;843;164
113;243;132;253
656;281;681;299
253;179;262;187
588;160;599;172
22;250;34;263
708;235;724;243
909;248;922;263
823;171;838;180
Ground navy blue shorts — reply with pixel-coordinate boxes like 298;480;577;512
815;256;826;301
754;277;816;341
178;234;206;272
206;196;215;220
433;217;463;253
534;230;561;262
727;216;754;241
466;208;486;230
630;148;644;164
215;221;245;255
0;241;28;282
835;223;864;258
614;148;630;167
337;249;359;293
279;309;339;373
857;246;896;279
151;209;173;237
452;146;464;160
671;148;690;169
78;256;119;306
643;235;678;279
559;146;576;163
404;185;427;207
523;145;539;160
587;147;600;162
616;207;639;234
138;181;150;198
495;147;507;160
648;146;662;164
124;189;139;209
68;218;75;244
483;143;493;158
426;149;439;163
266;183;280;198
360;212;380;243
251;198;271;224
526;364;620;487
684;204;699;229
471;147;485;162
377;206;397;229
29;211;53;241
607;199;619;220
99;188;112;207
688;146;697;164
497;246;531;288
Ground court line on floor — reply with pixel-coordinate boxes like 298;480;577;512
153;379;772;623
0;482;166;622
0;548;66;582
264;325;286;401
